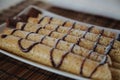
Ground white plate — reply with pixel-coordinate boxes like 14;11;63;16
0;5;120;80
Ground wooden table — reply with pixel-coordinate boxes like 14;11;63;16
0;0;120;80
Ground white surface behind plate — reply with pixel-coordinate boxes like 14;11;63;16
0;0;23;12
42;0;120;20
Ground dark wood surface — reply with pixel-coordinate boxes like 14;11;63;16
0;0;120;80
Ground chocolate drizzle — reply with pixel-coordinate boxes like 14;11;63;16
104;39;115;55
61;23;75;41
72;22;76;29
36;27;42;33
1;34;8;38
40;36;46;43
38;16;46;24
80;50;93;75
88;30;115;78
57;51;69;68
77;26;94;45
55;26;60;32
48;26;60;36
48;17;53;24
10;29;19;35
18;38;39;52
83;26;94;38
25;32;34;39
62;21;67;26
92;29;104;51
50;39;61;67
21;23;26;30
48;31;54;36
89;56;108;78
49;23;76;68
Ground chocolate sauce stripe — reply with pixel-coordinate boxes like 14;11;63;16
76;26;94;45
80;50;93;75
48;17;53;24
21;23;26;30
36;27;42;33
38;16;46;24
48;20;64;67
61;23;75;41
62;21;67;26
18;38;39;52
104;39;115;55
40;36;46;43
88;34;115;78
49;22;77;68
51;41;76;68
55;26;60;32
50;39;62;68
50;48;56;67
89;56;108;78
25;32;34;39
18;35;47;53
48;30;54;36
92;29;104;52
56;51;69;68
78;28;107;77
10;29;20;35
1;34;8;38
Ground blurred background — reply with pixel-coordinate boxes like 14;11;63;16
0;0;120;20
0;0;120;28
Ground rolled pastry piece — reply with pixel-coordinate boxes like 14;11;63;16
0;34;112;80
15;22;120;63
15;22;120;49
4;29;112;64
27;14;117;38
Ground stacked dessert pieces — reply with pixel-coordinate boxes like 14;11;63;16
0;8;120;80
